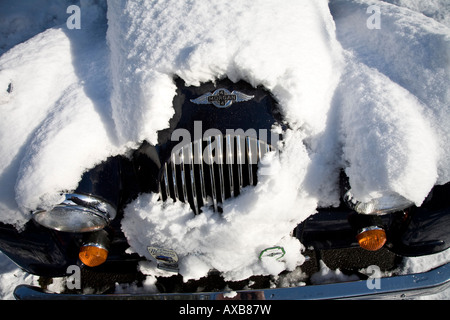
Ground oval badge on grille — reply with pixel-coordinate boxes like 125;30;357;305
148;246;179;272
190;89;254;108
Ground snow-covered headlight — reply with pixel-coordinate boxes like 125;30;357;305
32;193;116;233
343;189;413;215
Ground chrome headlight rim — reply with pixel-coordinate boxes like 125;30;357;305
32;193;117;233
343;189;414;215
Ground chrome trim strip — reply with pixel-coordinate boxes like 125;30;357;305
257;139;262;162
33;194;117;221
226;134;234;198
171;153;179;200
179;148;188;202
188;143;199;215
163;163;170;199
13;262;450;300
236;136;243;192
358;226;384;234
216;135;225;202
64;194;116;219
31;193;117;233
207;136;218;212
196;140;207;206
80;242;109;252
246;136;253;186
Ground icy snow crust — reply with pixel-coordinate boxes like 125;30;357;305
0;0;449;282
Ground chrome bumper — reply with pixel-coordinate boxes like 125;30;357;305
14;262;449;300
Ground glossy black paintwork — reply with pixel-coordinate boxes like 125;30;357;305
0;220;81;277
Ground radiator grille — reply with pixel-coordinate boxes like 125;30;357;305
159;135;273;214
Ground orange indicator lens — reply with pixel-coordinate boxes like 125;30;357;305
79;245;108;267
356;228;387;251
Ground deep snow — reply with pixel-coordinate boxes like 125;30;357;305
0;0;449;299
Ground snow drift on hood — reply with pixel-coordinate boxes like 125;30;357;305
330;0;450;204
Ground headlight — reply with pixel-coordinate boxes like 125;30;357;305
343;189;413;215
32;193;116;232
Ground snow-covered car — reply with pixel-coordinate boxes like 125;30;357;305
1;0;450;299
7;76;450;300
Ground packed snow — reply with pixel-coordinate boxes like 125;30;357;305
0;0;449;299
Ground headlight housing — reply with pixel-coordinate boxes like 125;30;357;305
32;193;116;233
343;189;413;215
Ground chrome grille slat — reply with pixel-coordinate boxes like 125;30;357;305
188;143;199;214
207;136;218;212
160;136;273;214
226;134;234;198
179;148;188;202
236;136;244;193
171;153;179;200
196;140;207;205
164;164;170;195
257;139;262;162
246;136;253;186
216;135;226;202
